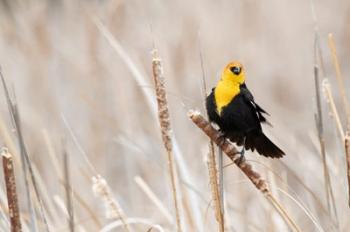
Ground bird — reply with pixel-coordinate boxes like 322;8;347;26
206;61;285;160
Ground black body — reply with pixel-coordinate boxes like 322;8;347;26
206;84;285;158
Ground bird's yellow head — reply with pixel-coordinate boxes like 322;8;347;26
214;61;245;114
221;61;245;84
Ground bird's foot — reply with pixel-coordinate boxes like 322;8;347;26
235;148;246;165
217;131;226;147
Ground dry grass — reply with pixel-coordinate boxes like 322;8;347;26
206;142;224;231
0;1;350;232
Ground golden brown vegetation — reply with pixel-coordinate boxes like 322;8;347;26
0;1;350;232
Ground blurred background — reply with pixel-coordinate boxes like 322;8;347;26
0;0;349;231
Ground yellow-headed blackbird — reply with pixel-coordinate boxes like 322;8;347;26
206;61;285;158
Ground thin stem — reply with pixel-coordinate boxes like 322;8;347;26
345;134;350;207
198;34;224;231
328;33;350;119
63;150;74;232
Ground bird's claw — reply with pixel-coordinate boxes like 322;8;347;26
235;148;246;165
217;131;226;147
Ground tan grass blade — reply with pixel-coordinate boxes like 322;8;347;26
276;188;324;232
328;33;350;119
189;111;301;232
134;176;173;224
322;80;344;225
100;218;165;232
63;150;74;232
322;79;345;140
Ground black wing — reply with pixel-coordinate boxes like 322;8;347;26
205;88;223;127
240;84;271;126
240;84;285;157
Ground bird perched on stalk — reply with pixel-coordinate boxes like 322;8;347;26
206;61;285;160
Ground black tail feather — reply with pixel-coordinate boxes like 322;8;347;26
245;132;285;158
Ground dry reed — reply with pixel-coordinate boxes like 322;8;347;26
322;79;345;140
2;147;22;232
328;33;350;119
134;176;173;224
206;143;224;231
198;37;224;231
345;133;350;207
63;150;74;232
152;49;183;232
188;110;301;232
0;68;49;232
313;33;337;219
328;33;350;214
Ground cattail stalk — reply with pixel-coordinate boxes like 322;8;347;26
152;50;183;232
189;111;301;232
2;148;22;232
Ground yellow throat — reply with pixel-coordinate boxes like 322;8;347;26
214;61;245;114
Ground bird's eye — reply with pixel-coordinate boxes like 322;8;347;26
230;66;241;75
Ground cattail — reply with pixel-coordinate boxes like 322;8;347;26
2;147;22;232
152;49;183;232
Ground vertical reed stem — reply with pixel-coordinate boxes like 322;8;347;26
198;37;225;231
63;150;74;232
207;142;224;232
345;134;350;207
328;33;350;119
314;33;333;214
